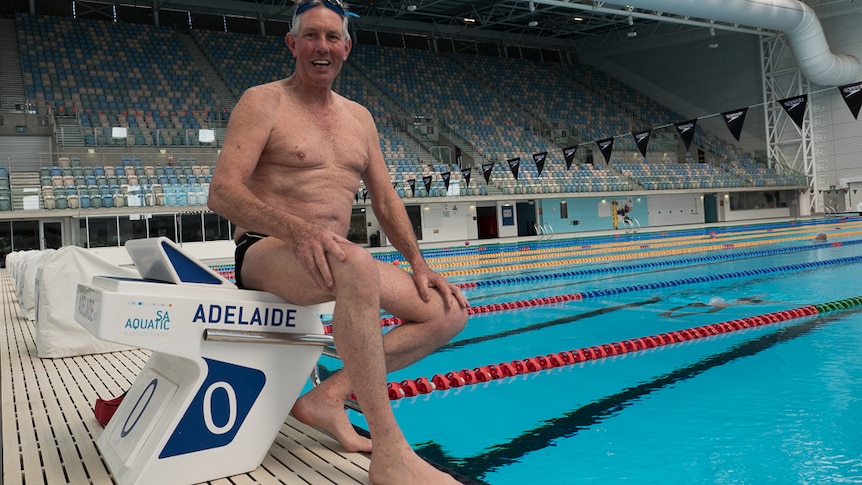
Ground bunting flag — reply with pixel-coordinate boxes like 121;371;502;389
632;129;652;158
507;157;521;180
532;152;548;177
722;107;748;141
778;94;808;130
482;163;494;183
838;81;862;119
674;119;698;150
461;167;472;187
596;137;614;164
408;178;416;197
362;189;368;202
422;175;433;193
441;171;451;191
562;145;578;169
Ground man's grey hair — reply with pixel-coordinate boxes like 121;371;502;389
290;1;351;40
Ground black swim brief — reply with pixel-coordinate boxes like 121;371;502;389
234;232;268;289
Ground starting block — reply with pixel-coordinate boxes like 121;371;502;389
75;237;333;485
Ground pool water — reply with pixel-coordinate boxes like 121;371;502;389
331;218;862;484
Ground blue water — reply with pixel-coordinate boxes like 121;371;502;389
329;218;862;484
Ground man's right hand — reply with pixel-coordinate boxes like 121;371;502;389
293;225;348;289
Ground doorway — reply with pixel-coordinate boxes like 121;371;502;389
703;194;718;223
41;220;63;249
476;206;498;239
516;201;537;237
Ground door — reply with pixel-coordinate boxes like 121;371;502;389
516;201;537;237
476;206;498;239
41;220;63;249
703;194;718;223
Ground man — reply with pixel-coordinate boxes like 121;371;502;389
207;1;469;483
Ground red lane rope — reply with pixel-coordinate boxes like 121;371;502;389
383;305;820;400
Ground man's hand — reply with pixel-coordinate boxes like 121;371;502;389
294;225;349;289
410;265;469;309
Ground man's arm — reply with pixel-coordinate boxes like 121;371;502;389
361;113;468;308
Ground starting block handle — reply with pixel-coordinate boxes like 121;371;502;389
203;329;334;347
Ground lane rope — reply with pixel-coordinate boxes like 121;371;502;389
364;253;862;328
383;296;862;400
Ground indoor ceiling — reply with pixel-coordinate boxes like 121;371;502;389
172;0;854;52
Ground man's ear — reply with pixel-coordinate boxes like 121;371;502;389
285;32;297;56
343;36;352;61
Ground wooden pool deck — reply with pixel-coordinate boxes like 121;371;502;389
1;267;378;485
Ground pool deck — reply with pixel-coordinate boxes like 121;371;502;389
0;268;374;485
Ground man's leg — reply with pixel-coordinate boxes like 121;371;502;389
291;254;467;451
289;244;460;483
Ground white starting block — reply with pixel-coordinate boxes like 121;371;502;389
75;237;334;485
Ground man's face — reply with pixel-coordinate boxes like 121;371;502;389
286;6;351;86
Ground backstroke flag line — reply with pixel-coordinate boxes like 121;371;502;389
632;129;652;158
839;81;862;119
562;145;578;169
597;137;614;164
532;152;547;177
674;119;697;150
779;94;808;130
507;157;521;180
722;107;748;142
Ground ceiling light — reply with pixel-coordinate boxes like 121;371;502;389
709;42;719;48
406;4;417;11
627;30;638;37
528;20;538;27
529;1;536;12
463;17;476;23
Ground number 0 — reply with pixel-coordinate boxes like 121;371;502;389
202;381;237;435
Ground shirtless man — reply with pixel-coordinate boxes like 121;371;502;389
207;1;468;483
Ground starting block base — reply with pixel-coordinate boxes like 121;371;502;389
76;238;332;485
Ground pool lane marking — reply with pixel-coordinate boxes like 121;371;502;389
359;253;862;329
417;221;862;271
435;230;862;278
454;237;862;289
423;308;857;480
385;296;862;400
411;219;862;268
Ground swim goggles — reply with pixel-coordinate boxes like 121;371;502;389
295;0;360;18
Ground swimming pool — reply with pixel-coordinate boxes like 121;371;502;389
325;218;862;484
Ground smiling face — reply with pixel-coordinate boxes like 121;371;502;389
285;5;352;89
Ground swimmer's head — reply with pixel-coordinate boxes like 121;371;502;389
291;0;355;39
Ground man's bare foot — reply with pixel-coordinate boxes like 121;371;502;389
291;390;373;453
368;446;459;485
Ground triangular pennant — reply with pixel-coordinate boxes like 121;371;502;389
482;163;494;184
596;138;614;164
838;81;862;119
408;178;416;197
507;157;521;180
461;167;472;187
722;107;748;142
674;119;697;150
422;175;433;193
532;152;548;177
441;171;451;191
562;145;578;170
362;189;368;203
778;94;808;130
631;129;651;158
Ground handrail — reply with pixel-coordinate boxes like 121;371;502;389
203;329;334;346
